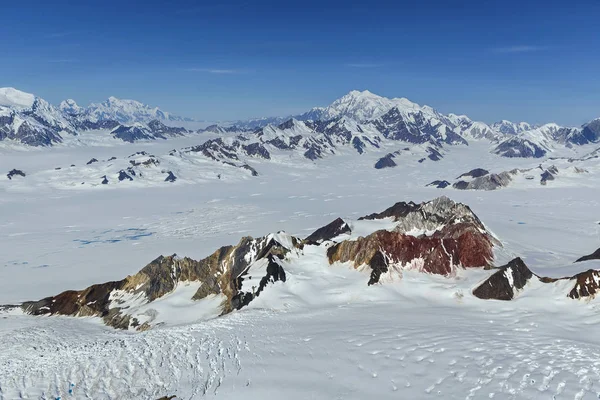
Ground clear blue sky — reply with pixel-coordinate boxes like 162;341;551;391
1;0;599;125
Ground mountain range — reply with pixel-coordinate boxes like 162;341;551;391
0;87;598;160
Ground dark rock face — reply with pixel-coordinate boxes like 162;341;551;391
118;170;133;181
112;125;154;142
427;180;451;189
352;136;366;154
241;164;259;176
568;269;600;299
367;251;389;286
577;119;600;145
75;119;120;131
576;248;600;263
126;167;136;177
374;153;397;169
359;200;419;221
101;175;109;184
471;256;600;302
86;158;98;165
305;217;351;244
472;258;534;300
303;146;322;160
164;171;177;182
370;107;467;146
231;254;287;310
453;172;514;191
108;120;187;143
147;120;186;137
458;168;489;179
277;119;298;131
0;111;64;146
453;180;469;190
129;151;149;157
494;138;546;158
265;137;291;150
6;169;25;180
188;138;240;161
427;146;443;161
242;142;271;159
540;166;558;185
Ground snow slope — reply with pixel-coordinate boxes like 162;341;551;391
0;87;35;109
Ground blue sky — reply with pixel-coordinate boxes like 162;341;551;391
1;0;599;125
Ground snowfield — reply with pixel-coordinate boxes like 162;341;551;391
1;134;600;399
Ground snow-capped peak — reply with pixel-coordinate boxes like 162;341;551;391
59;99;82;115
319;89;425;122
0;87;36;109
82;96;170;124
491;120;534;135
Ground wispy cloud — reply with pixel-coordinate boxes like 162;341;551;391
345;63;385;68
47;59;78;63
46;31;78;39
491;45;548;54
184;68;245;74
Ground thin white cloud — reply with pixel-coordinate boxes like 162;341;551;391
492;45;548;54
184;68;244;74
46;31;77;39
47;59;78;63
345;63;384;68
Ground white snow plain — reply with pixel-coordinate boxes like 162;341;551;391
1;136;600;399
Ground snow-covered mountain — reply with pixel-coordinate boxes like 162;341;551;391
1;87;599;161
491;120;535;135
0;87;36;109
0;88;74;146
65;96;194;124
0;88;195;146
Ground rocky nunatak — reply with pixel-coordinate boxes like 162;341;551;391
472;256;600;301
21;233;300;331
13;196;600;330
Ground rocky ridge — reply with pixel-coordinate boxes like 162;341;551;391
9;196;600;330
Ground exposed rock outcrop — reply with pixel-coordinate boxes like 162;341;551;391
6;169;25;180
568;269;600;299
493;137;547;158
575;248;600;263
427;180;451;189
358;196;493;239
472;258;534;300
20;233;301;330
328;225;494;279
16;196;600;331
330;197;498;282
453;172;514;191
457;168;489;179
164;171;177;182
118;170;133;181
374;153;397;169
473;257;600;301
304;217;351;244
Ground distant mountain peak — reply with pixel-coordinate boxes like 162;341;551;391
59;99;82;115
0;87;36;109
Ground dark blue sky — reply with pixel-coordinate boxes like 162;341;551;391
2;0;599;125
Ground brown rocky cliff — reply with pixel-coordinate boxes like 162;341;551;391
327;228;494;280
20;233;299;329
